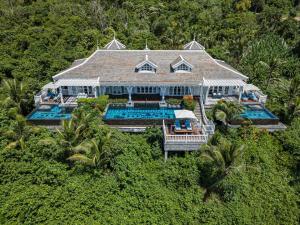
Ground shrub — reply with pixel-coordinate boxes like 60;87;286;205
109;98;128;104
166;98;182;105
182;95;196;111
77;95;109;112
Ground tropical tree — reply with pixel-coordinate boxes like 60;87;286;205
241;35;289;91
4;114;28;150
1;79;31;114
200;141;244;201
212;100;243;125
39;110;94;159
68;132;112;169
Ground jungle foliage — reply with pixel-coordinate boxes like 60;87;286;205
0;0;299;224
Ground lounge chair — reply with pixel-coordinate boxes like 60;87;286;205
175;120;181;131
185;120;192;131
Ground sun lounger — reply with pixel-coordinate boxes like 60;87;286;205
175;120;181;131
185;120;192;131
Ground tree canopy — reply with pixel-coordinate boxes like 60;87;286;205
0;0;299;224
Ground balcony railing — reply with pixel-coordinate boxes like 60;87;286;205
163;120;208;144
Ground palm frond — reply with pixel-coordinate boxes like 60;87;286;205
67;154;94;166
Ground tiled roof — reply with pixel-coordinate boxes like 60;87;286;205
103;38;126;50
53;50;247;86
183;40;205;50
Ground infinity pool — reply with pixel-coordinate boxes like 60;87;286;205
240;104;277;119
27;105;72;120
104;107;175;120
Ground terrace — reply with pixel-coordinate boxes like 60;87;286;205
162;110;209;160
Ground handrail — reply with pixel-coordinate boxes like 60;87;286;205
198;98;215;135
164;134;208;143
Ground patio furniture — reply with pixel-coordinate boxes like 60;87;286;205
175;120;181;131
185;119;192;131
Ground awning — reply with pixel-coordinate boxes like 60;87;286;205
244;84;260;92
174;110;197;120
203;79;246;87
56;79;99;87
42;82;59;90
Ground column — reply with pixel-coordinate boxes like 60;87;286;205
94;86;98;98
189;87;193;97
204;86;209;105
160;86;167;103
164;151;168;161
238;86;244;103
126;86;133;103
59;86;64;104
200;85;203;102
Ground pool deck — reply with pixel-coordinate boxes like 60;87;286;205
228;122;287;132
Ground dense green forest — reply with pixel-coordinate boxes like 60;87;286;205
0;0;299;224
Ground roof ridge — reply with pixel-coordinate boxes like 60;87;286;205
53;50;99;79
203;51;248;80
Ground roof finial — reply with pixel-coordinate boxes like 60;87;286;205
193;34;196;41
113;30;116;40
144;39;149;50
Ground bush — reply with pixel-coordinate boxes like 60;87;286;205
109;98;128;104
166;98;182;105
77;95;109;112
182;95;196;111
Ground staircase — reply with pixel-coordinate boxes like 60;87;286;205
194;98;215;136
194;100;202;122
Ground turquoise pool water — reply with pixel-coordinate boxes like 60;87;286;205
104;107;175;120
240;105;277;119
28;105;72;120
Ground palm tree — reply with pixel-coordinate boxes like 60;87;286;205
278;76;300;122
212;100;244;125
4;114;28;150
67;132;111;169
39;110;94;156
2;79;29;114
200;142;244;201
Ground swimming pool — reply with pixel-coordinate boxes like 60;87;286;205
27;105;72;121
240;104;277;119
104;107;175;120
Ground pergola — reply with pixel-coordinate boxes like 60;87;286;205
202;78;246;104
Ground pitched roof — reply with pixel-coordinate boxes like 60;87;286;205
136;55;158;69
53;50;247;86
103;37;126;50
183;40;205;50
170;55;193;69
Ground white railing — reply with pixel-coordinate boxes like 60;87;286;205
164;134;208;143
255;91;267;104
199;99;215;135
163;120;208;144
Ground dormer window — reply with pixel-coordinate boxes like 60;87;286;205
140;63;155;72
171;55;193;73
175;63;191;72
135;55;157;73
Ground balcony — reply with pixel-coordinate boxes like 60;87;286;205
162;120;208;155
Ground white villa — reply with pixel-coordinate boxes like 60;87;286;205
34;37;270;159
36;37;267;107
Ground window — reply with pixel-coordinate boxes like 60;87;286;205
177;64;189;71
174;63;192;72
225;86;229;95
139;63;155;73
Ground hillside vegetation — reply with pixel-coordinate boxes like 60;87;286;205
0;0;299;224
